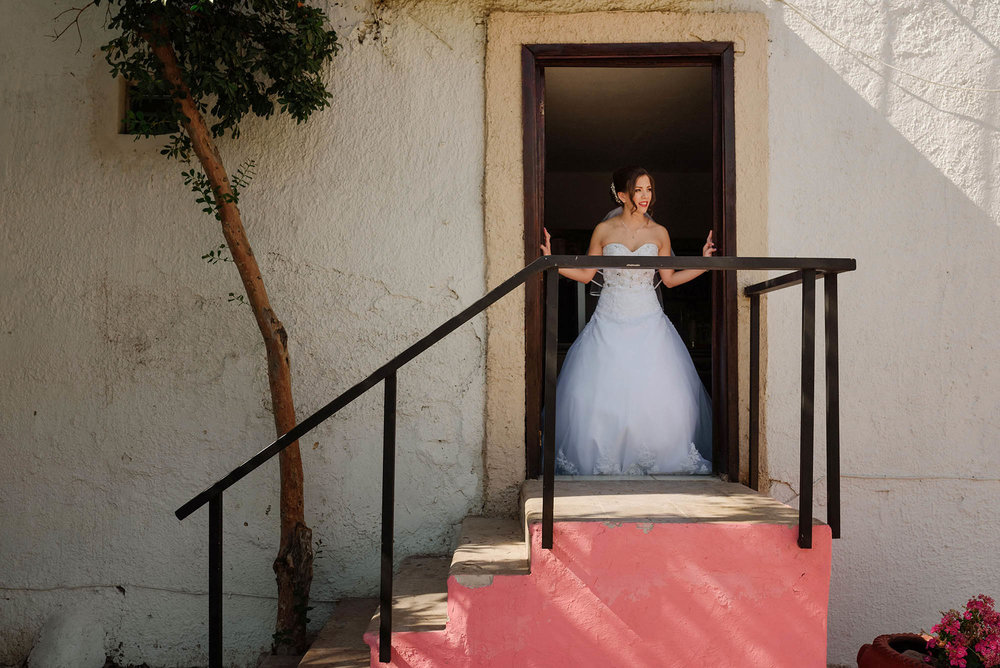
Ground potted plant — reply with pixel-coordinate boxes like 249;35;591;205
857;633;932;666
924;595;1000;667
858;595;1000;668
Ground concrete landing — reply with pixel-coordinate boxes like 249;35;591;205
522;477;811;525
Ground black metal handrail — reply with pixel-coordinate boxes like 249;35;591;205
744;267;845;548
175;254;855;666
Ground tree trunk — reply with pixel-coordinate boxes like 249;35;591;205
144;18;313;655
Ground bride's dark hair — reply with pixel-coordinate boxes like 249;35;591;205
611;166;655;213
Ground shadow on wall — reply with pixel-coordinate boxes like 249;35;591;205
762;6;999;667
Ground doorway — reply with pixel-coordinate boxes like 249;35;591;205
522;43;738;480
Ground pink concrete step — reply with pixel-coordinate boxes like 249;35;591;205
362;478;831;667
310;516;530;668
355;519;530;663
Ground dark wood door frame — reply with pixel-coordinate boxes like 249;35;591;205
522;42;740;482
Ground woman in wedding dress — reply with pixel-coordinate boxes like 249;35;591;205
540;166;715;476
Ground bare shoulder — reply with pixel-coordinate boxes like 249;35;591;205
592;219;616;241
648;220;671;241
595;217;619;232
645;220;670;254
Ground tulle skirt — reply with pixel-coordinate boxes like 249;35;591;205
554;286;713;475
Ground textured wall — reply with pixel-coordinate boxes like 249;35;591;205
1;0;998;666
759;0;1000;665
0;1;487;665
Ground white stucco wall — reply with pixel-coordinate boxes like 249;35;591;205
760;0;1000;664
1;2;487;665
1;0;998;666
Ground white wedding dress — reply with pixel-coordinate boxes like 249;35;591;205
554;242;713;475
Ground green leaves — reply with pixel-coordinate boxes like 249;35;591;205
159;133;192;161
182;167;219;218
93;2;335;310
227;292;248;306
182;158;254;220
201;243;231;264
99;0;339;158
231;159;257;193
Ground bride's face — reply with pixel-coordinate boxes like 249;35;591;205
619;175;653;213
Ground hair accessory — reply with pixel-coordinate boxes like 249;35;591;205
610;182;622;205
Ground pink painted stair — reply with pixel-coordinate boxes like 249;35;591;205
315;478;833;667
299;520;528;667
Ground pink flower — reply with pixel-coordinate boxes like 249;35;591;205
926;595;1000;668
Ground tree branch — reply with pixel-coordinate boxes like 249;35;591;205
49;2;97;53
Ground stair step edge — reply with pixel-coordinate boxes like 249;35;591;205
449;516;530;586
300;597;376;668
365;555;450;636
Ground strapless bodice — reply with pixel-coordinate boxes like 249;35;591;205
601;242;659;289
594;242;661;321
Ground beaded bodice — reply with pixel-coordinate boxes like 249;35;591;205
601;242;659;289
593;242;662;322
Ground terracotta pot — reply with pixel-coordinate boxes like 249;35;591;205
857;633;930;667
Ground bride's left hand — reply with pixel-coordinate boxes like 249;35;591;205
702;230;717;257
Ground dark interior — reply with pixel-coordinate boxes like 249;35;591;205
543;65;715;390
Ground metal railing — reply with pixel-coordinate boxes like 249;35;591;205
174;254;855;666
744;267;845;547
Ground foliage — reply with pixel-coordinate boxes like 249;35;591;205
96;0;340;158
187;158;256;222
925;595;1000;668
89;0;338;307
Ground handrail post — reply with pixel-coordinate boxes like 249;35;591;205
208;494;222;668
798;269;816;549
542;268;558;550
749;294;760;491
824;273;841;538
379;371;397;664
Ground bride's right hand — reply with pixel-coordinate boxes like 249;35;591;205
540;228;552;256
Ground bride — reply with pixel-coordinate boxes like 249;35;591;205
540;166;715;476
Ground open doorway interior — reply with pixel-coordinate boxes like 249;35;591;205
543;66;715;391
